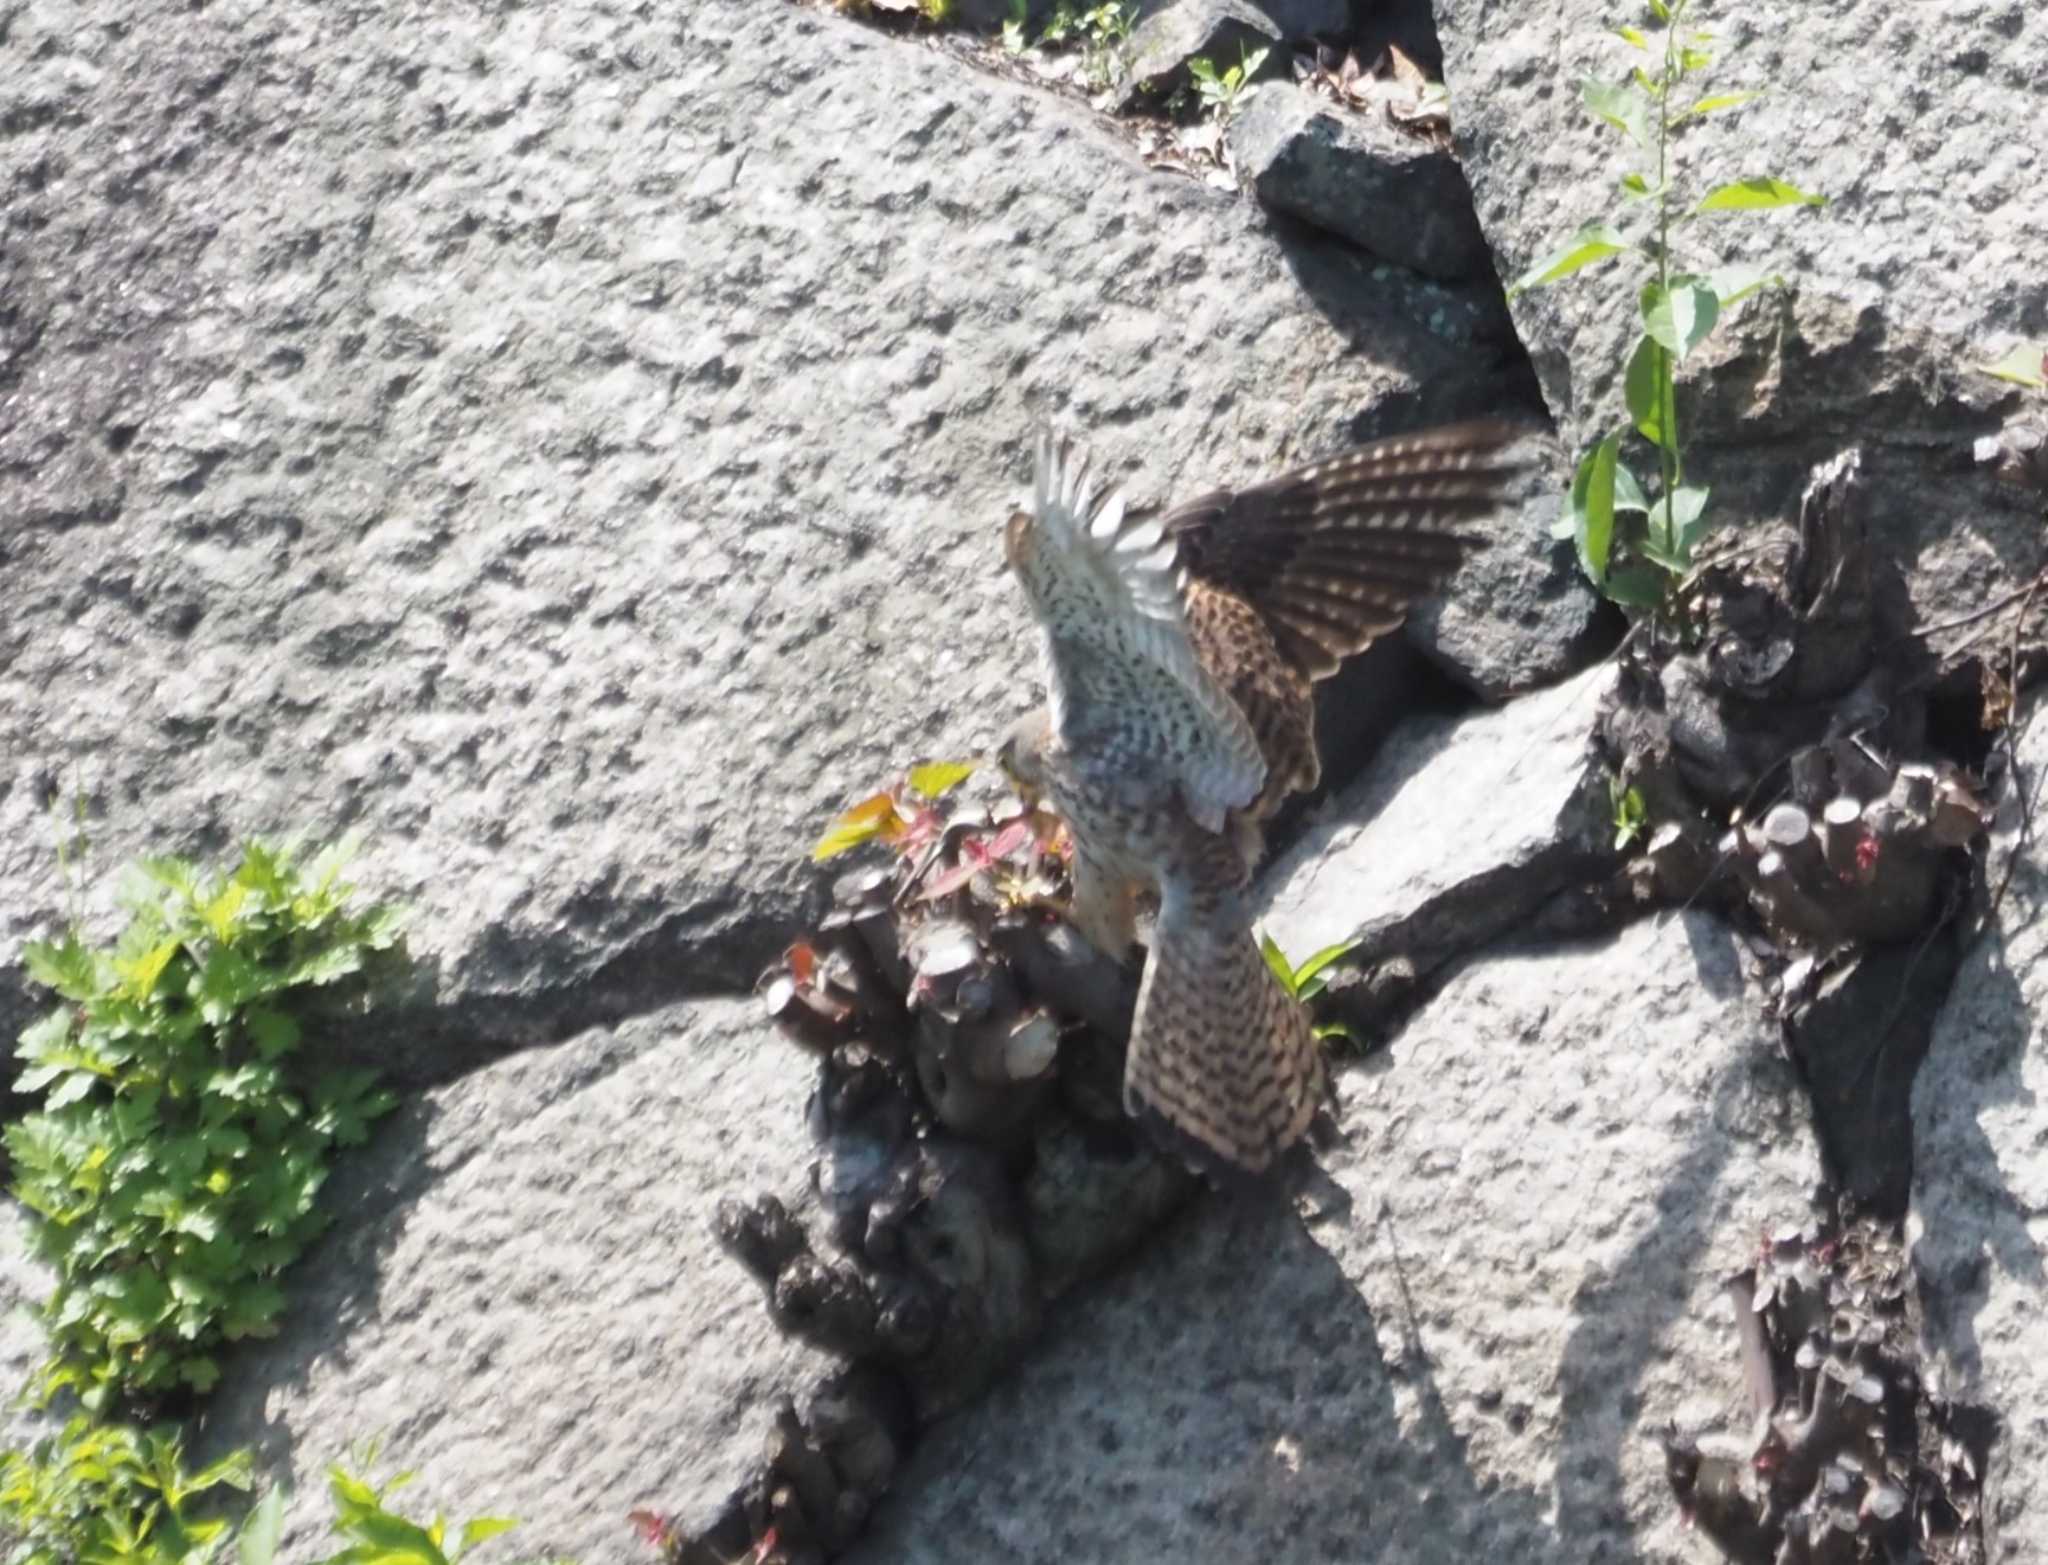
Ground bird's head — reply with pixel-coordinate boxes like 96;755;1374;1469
994;707;1053;805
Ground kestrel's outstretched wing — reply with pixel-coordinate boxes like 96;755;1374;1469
1001;418;1533;1177
1169;418;1533;812
1004;428;1267;835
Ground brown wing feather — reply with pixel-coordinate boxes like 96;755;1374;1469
1166;417;1533;681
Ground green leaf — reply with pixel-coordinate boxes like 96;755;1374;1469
1619;171;1661;202
907;760;977;799
287;943;366;987
1696;176;1828;213
1705;265;1781;310
1257;932;1296;995
1579;77;1654;148
1612;464;1652;515
1613;23;1649;47
1660;484;1711;555
1624;335;1679;451
1570;434;1622;586
239;1486;290;1565
1648;0;1671;20
201;880;251;944
1687;89;1759;116
1641;279;1720;359
1290;938;1362;990
338;1507;447;1564
329;1464;381;1513
246;1008;302;1061
1982;341;2048;390
1505;222;1632;298
1604;565;1670;608
180;1354;223;1393
1678;46;1712;71
25;935;102;1002
116;938;183;1003
456;1518;520;1555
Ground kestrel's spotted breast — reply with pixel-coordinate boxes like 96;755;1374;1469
1000;418;1532;1176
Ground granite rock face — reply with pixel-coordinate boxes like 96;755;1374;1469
188;999;833;1563
847;912;1820;1563
0;0;1546;1081
1910;717;2048;1562
1435;0;2048;635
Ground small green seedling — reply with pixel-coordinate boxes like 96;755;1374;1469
1260;933;1363;1046
1609;776;1650;851
1189;44;1269;122
1509;0;1825;624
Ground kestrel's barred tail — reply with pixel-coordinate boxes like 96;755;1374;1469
1165;417;1532;681
1124;874;1323;1179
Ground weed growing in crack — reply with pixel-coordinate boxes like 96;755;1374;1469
6;837;405;1413
1038;1;1138;92
1188;44;1269;124
1609;774;1650;852
1508;0;1825;627
1259;933;1363;1048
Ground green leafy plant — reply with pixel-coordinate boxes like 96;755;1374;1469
6;837;405;1412
1002;0;1030;53
1039;1;1136;90
291;1456;521;1565
0;1414;255;1565
1508;0;1825;618
1188;44;1269;122
1259;933;1363;1046
1609;776;1649;851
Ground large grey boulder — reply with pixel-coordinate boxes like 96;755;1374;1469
848;910;1820;1562
1909;719;2048;1561
190;999;833;1562
0;0;1545;1078
1435;0;2047;633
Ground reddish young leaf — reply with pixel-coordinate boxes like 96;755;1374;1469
786;941;818;988
628;1510;674;1548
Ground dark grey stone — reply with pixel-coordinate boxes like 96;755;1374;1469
1230;81;1494;280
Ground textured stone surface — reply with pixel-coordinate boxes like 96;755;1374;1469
1;1201;51;1454
1910;721;2048;1562
848;911;1820;1562
1434;0;2048;636
1231;82;1492;280
1256;662;1617;981
190;1000;832;1563
1406;433;1612;699
0;0;1542;1071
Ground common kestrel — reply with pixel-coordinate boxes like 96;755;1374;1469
997;417;1531;1175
